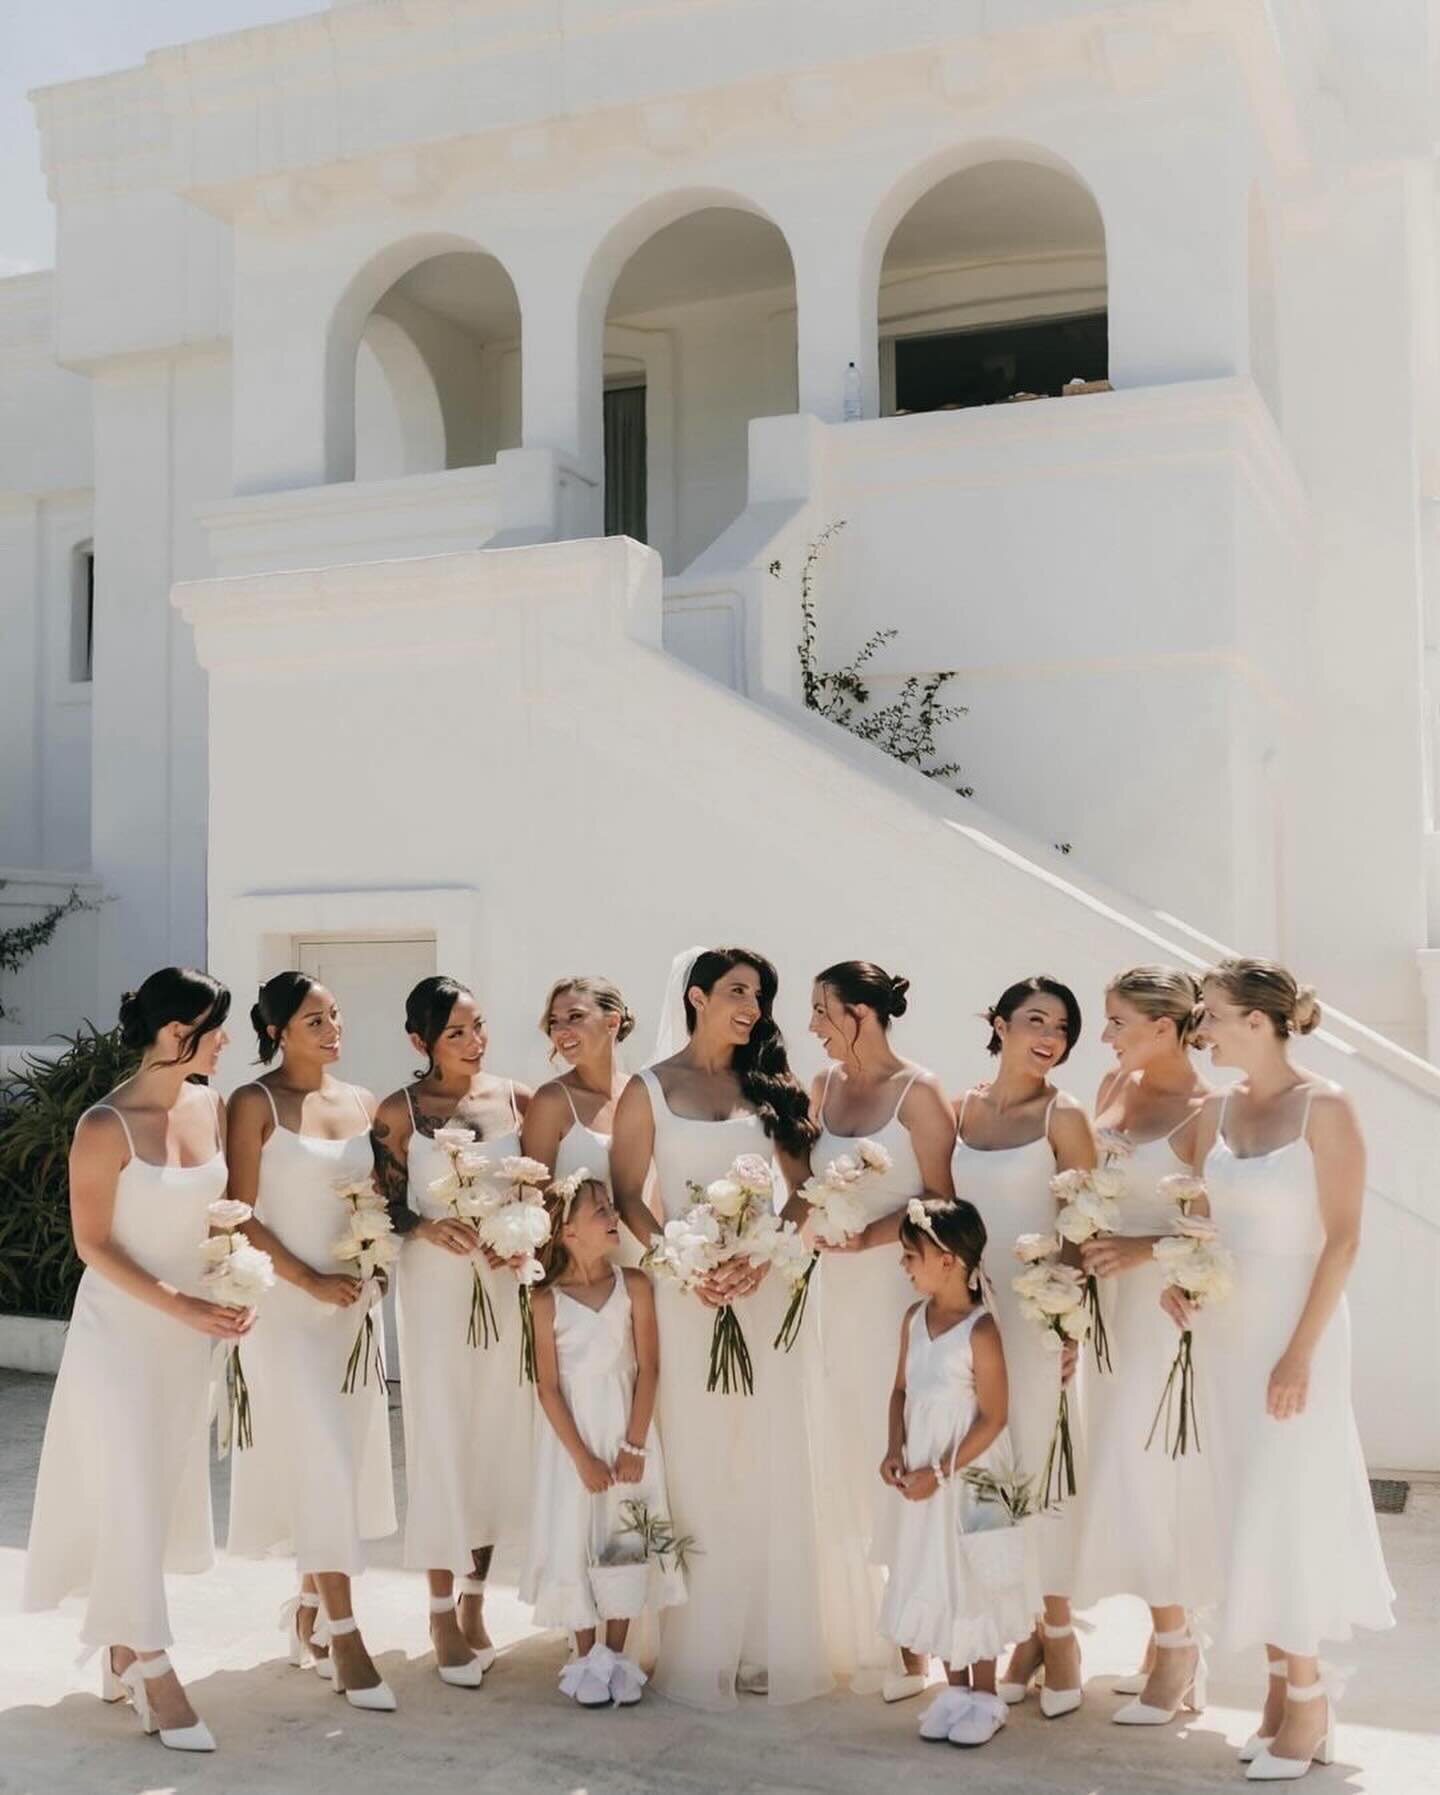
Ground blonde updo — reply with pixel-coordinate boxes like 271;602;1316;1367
1206;957;1321;1038
1106;964;1204;1047
538;975;636;1045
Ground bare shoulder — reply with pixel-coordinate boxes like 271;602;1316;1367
348;1084;378;1120
529;1080;574;1120
227;1081;272;1121
1094;1065;1131;1112
371;1088;414;1139
530;1283;557;1318
901;1066;950;1109
73;1103;129;1159
1306;1081;1358;1135
622;1264;654;1301
971;1310;1002;1348
510;1081;535;1112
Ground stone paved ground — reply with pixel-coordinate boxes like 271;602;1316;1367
0;1369;1435;1795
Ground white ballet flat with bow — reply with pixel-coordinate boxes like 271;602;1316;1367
559;1643;615;1707
1239;1656;1288;1762
1112;1624;1206;1725
428;1596;484;1688
918;1687;973;1741
456;1576;497;1672
608;1652;647;1707
947;1689;1009;1748
118;1653;216;1752
1038;1621;1082;1719
323;1614;396;1712
1247;1673;1338;1781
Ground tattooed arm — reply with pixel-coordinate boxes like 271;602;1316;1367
372;1090;477;1254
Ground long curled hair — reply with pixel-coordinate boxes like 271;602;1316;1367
535;1175;607;1288
684;947;817;1158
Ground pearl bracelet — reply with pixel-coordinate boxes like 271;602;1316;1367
931;1458;951;1485
617;1441;647;1461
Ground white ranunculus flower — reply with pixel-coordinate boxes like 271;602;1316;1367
1059;1305;1091;1340
829;1154;862;1183
457;1148;497;1181
1175;1213;1218;1241
1090;1167;1127;1204
730;1154;774;1198
1013;1231;1059;1264
428;1169;462;1201
434;1125;476;1152
855;1138;892;1175
1157;1173;1207;1212
705;1177;747;1221
205;1240;276;1307
199;1233;234;1267
1094;1127;1134;1160
208;1197;253;1231
499;1155;552;1188
514;1256;546;1287
481;1201;552;1260
1049;1168;1090;1202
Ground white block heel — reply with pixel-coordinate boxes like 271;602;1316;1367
119;1653;216;1752
323;1614;397;1712
429;1595;484;1688
279;1591;321;1668
1038;1622;1082;1719
1112;1624;1206;1725
1247;1672;1338;1781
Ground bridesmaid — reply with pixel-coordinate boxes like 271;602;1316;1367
610;946;832;1710
951;975;1095;1718
522;975;634;1192
1071;965;1215;1724
370;976;533;1682
226;972;398;1710
805;960;956;1698
1173;959;1393;1782
23;968;241;1752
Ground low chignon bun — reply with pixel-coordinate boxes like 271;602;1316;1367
117;990;147;1049
887;975;911;1020
616;1006;636;1044
1293;985;1322;1036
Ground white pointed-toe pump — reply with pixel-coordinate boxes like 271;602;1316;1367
323;1614;397;1712
1111;1624;1206;1725
118;1653;216;1752
429;1596;484;1688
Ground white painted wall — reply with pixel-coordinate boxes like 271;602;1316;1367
175;536;1440;1472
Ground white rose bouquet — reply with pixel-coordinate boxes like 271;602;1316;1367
774;1138;893;1351
1051;1166;1124;1373
644;1153;804;1394
201;1197;274;1453
1011;1241;1091;1506
334;1174;400;1393
428;1126;503;1351
1149;1195;1235;1457
478;1155;554;1384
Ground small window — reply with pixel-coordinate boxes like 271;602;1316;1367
892;311;1108;414
70;543;95;684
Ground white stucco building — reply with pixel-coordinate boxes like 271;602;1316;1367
2;0;1439;1466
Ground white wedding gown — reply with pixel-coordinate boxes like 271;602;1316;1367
23;1097;225;1650
521;1265;684;1630
638;1069;832;1710
1070;1128;1220;1610
1200;1089;1393;1654
810;1067;924;1686
227;1084;396;1573
397;1085;532;1575
951;1093;1082;1598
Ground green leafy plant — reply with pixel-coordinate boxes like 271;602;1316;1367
770;522;974;797
0;1024;139;1318
609;1499;700;1575
961;1459;1045;1522
0;883;100;1023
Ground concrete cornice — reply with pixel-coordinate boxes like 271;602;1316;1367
28;0;1286;217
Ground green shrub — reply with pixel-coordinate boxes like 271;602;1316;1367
0;1024;139;1318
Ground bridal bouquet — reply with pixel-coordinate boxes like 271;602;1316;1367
1050;1167;1124;1372
1011;1234;1091;1505
644;1153;808;1394
200;1197;274;1453
1149;1190;1235;1457
429;1134;553;1380
774;1138;893;1351
334;1174;400;1393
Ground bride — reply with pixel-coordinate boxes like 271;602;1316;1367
609;946;831;1710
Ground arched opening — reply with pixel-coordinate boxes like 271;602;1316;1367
876;158;1107;415
348;248;521;482
600;205;798;568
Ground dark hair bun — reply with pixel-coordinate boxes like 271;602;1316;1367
617;1006;636;1044
887;975;910;1019
117;990;147;1049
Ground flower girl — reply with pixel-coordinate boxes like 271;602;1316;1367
523;1173;685;1708
875;1198;1036;1750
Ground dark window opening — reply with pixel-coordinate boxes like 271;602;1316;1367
604;383;647;544
71;545;95;684
893;311;1108;415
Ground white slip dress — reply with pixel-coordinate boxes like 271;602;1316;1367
951;1093;1082;1597
227;1084;396;1574
396;1083;533;1574
553;1085;642;1271
638;1068;832;1710
810;1067;925;1687
23;1095;225;1650
1071;1124;1221;1611
1200;1089;1394;1655
875;1306;1037;1667
521;1265;684;1631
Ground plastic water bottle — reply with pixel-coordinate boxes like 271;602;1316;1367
842;361;862;422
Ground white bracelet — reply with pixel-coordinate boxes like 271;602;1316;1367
617;1440;647;1461
931;1458;950;1486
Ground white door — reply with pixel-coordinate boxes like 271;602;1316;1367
294;935;437;1379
